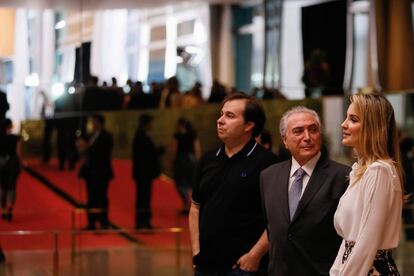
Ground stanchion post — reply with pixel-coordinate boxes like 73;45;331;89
176;211;180;229
53;231;59;276
175;228;181;276
71;209;77;262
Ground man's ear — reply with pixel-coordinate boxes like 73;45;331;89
282;135;289;150
244;121;255;133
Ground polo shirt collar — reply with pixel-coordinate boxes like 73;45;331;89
216;139;258;159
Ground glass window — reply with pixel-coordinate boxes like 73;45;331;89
177;20;195;37
150;25;166;41
54;51;63;79
127;30;138;46
251;13;264;88
148;49;165;83
351;13;369;91
126;10;140;81
0;60;13;84
412;1;414;30
128;52;138;80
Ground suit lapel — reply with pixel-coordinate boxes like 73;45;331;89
277;160;292;223
291;157;329;223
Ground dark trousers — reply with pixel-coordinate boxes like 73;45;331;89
85;176;110;228
403;203;414;240
56;119;78;170
0;160;20;208
42;119;54;163
174;154;196;209
135;177;153;228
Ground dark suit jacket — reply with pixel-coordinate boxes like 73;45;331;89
260;155;350;276
132;129;161;181
80;129;114;181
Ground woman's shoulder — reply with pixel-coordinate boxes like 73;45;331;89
367;159;395;172
366;160;401;190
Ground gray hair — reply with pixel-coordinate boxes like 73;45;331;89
279;106;322;137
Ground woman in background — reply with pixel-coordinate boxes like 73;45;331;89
330;94;403;275
171;118;201;214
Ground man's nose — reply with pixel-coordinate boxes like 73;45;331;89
303;130;310;140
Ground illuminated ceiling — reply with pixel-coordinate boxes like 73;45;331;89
0;0;252;10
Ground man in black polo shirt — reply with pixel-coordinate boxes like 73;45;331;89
189;93;278;275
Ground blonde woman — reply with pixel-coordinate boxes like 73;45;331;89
330;94;403;275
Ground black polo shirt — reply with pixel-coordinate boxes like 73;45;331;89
192;139;278;272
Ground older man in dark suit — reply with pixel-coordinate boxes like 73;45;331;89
79;114;113;230
260;106;350;276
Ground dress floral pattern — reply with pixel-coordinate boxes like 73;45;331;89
342;241;400;276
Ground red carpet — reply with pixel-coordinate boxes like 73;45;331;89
0;159;190;250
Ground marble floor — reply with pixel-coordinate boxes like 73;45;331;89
0;246;193;276
0;238;414;275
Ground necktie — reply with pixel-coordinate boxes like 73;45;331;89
289;168;306;220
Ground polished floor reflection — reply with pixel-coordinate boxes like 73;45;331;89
1;239;414;275
0;246;193;276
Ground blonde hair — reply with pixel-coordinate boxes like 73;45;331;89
349;94;404;197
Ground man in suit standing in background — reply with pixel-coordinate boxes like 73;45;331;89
132;114;162;230
78;114;114;230
260;106;350;275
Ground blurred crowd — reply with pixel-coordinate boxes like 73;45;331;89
47;75;286;115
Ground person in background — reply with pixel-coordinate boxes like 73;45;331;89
330;93;403;275
0;119;22;222
132;114;162;230
0;90;10;264
256;129;291;163
302;49;330;98
208;80;227;104
260;106;350;275
399;129;414;241
0;245;5;263
189;93;278;275
256;129;272;151
171;118;201;214
182;82;204;109
78;114;113;230
159;76;182;108
54;88;79;170
41;90;55;164
0;90;9;122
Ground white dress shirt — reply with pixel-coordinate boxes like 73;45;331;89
330;160;402;276
289;152;321;196
89;130;101;145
